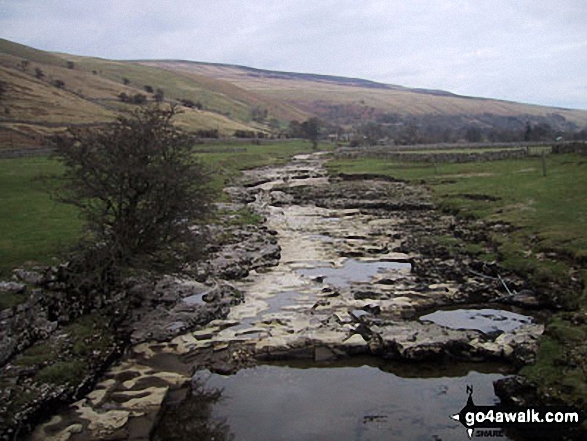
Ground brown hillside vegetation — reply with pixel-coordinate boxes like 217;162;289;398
144;60;587;127
1;37;587;150
0;39;270;148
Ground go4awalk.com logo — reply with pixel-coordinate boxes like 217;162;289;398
450;385;583;439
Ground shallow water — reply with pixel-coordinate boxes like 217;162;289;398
296;259;411;288
420;308;533;334
154;361;513;441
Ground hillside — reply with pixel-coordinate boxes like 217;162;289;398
1;38;587;149
0;39;278;149
142;60;587;129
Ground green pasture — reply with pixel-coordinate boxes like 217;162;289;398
0;157;82;279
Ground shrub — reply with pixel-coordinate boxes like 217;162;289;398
48;106;214;279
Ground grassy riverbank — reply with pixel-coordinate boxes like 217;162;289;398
327;153;587;408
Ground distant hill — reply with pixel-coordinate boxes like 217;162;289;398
1;38;586;149
0;39;279;149
142;60;587;125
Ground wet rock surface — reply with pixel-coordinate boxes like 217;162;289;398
20;152;546;440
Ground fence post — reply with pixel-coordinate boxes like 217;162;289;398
541;151;547;177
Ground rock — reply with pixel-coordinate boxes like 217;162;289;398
340;334;368;354
505;290;543;308
314;346;339;362
0;281;26;294
268;191;294;206
311;299;330;310
349;309;370;322
493;376;539;406
376;278;396;285
353;290;383;300
13;269;44;286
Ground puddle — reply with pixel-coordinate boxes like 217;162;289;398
153;361;512;441
183;292;206;306
220;290;313;335
420;308;533;334
264;290;307;312
183;285;218;306
296;259;411;288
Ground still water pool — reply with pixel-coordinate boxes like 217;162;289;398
153;360;513;441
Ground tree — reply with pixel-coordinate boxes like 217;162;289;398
573;126;587;141
66;61;75;69
0;81;7;100
154;88;165;103
251;106;268;123
301;117;320;149
287;120;303;138
464;126;483;143
53;79;65;89
35;67;45;79
123;77;130;85
396;123;421;145
48;106;214;276
268;118;281;133
144;85;154;93
359;121;384;146
131;93;147;104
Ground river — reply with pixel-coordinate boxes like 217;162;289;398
30;152;541;441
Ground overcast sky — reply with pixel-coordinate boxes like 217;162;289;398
1;0;586;110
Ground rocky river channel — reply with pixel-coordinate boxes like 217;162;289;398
29;152;545;441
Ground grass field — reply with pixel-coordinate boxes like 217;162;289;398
328;153;587;407
0;157;82;279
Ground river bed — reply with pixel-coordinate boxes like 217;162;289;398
29;152;542;441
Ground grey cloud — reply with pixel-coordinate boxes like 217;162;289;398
0;0;585;109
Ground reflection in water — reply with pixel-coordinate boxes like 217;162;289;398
151;379;234;441
153;361;513;441
296;259;410;288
